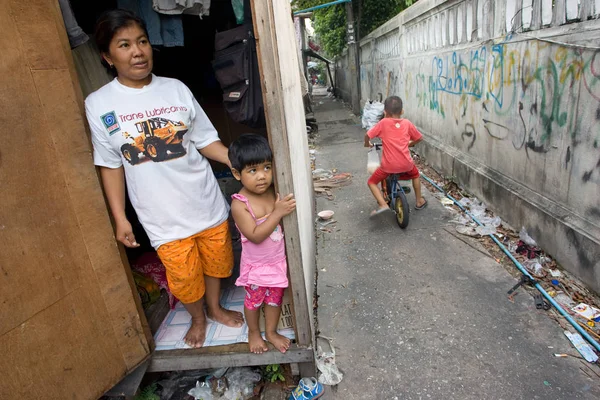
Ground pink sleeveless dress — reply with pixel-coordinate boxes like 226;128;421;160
232;194;289;289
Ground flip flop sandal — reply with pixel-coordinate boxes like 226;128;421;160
415;199;428;210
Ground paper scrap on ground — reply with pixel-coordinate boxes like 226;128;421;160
572;303;600;320
564;330;599;363
154;286;295;350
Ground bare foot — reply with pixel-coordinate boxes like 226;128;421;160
266;331;291;353
184;318;207;348
208;306;244;327
248;330;268;354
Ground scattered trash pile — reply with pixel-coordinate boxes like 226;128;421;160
132;365;295;400
312;168;352;201
316;209;338;234
423;172;600;364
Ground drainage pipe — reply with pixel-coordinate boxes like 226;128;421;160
421;173;600;352
293;0;352;15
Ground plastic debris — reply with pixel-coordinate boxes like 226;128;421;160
519;227;537;246
479;216;502;228
316;336;343;385
222;367;262;400
475;225;497;236
361;100;384;130
523;259;545;278
440;198;454;206
564;331;599;362
456;224;478;237
188;381;213;400
549;269;563;278
367;148;381;174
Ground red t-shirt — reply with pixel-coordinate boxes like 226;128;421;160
367;118;422;173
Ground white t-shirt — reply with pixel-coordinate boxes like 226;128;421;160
85;75;229;249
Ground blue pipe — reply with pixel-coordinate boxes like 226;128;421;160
293;0;352;15
421;173;600;353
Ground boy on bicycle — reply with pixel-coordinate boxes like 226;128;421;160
364;95;427;216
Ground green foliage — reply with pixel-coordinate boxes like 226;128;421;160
135;383;160;400
263;364;286;383
293;0;417;58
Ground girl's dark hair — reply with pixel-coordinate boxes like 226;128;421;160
94;9;149;70
228;134;273;171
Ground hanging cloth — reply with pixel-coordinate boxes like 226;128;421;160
58;0;89;49
152;0;211;16
118;0;184;47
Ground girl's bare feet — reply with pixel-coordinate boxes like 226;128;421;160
184;318;207;348
266;331;291;353
208;306;245;327
248;330;268;354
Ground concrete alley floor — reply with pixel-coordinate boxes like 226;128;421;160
311;93;600;399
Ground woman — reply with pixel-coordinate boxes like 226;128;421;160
85;9;243;348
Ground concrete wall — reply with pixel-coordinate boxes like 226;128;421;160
337;0;600;292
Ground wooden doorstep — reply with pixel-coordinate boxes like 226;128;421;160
148;344;314;372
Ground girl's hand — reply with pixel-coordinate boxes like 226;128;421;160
115;218;140;248
274;193;296;217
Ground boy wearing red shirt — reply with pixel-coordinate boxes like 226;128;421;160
364;96;427;216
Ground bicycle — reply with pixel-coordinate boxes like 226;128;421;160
373;143;411;229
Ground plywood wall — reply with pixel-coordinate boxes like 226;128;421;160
0;1;151;398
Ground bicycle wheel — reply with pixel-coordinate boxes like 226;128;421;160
394;190;410;229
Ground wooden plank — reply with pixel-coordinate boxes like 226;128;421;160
0;1;151;398
9;0;68;70
148;344;314;372
32;67;152;369
250;0;315;350
0;290;126;399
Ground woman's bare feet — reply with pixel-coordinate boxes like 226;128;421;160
266;331;291;353
208;306;245;327
248;330;268;354
184;318;207;348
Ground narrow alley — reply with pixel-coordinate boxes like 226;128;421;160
312;92;600;399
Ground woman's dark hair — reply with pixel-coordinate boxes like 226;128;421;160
94;9;149;71
228;134;273;171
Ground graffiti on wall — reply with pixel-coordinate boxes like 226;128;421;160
407;35;600;186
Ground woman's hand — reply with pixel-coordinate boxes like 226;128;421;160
115;218;140;248
274;193;296;217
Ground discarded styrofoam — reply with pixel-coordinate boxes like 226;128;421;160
564;331;599;363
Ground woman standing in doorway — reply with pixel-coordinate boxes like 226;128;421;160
85;9;243;348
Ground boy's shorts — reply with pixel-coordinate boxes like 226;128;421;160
157;220;233;304
244;285;285;311
367;165;420;185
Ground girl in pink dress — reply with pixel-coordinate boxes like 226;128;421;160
228;134;296;354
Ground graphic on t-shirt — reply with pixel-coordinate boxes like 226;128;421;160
101;111;121;135
120;117;189;165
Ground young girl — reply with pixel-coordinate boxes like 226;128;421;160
228;134;296;354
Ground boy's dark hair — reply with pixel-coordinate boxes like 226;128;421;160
384;96;403;116
228;134;273;171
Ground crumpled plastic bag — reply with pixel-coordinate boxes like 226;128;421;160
475;225;497;236
479;216;501;228
362;100;384;130
188;381;213;400
367;148;381;174
222;367;261;400
316;336;344;385
519;227;537;246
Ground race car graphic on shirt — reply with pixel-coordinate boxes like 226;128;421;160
120;117;188;165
